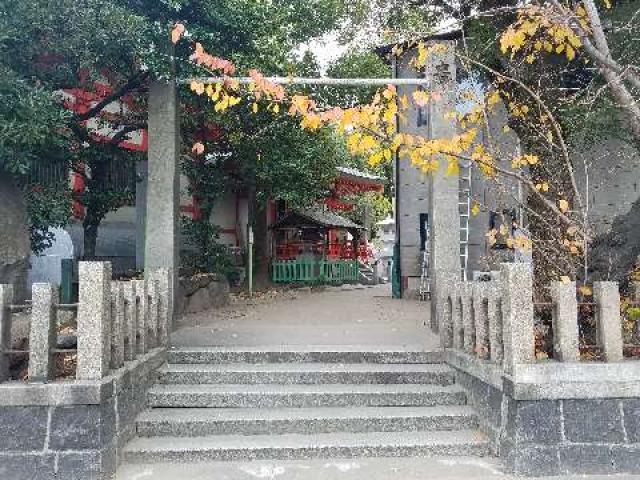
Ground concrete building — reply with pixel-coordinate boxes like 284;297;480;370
380;31;639;297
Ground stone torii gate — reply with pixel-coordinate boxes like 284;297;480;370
143;40;459;332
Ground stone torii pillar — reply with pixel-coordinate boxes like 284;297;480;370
426;42;461;331
145;80;180;317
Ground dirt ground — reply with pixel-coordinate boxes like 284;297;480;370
171;284;439;350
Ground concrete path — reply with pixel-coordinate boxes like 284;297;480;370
115;456;640;480
171;284;439;350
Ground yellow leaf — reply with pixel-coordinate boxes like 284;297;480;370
566;45;576;61
579;285;593;296
471;202;481;216
559;199;570;213
412;90;430;107
604;0;612;8
526;54;536;64
252;103;259;114
446;160;460;176
273;103;280;114
560;275;571;284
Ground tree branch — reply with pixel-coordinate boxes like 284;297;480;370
73;72;149;123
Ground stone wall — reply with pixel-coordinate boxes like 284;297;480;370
0;261;173;479
440;262;640;476
0;348;165;480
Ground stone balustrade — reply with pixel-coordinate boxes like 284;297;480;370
0;261;172;383
440;262;640;476
0;261;171;478
441;263;627;373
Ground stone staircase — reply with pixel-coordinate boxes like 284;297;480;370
123;347;489;463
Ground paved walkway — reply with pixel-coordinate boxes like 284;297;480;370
115;456;640;480
171;284;439;350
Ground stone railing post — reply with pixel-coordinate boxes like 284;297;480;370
0;284;13;381
452;286;464;350
472;283;490;360
123;281;138;361
77;262;112;380
500;263;535;376
550;280;580;362
461;284;475;354
147;277;159;348
439;287;454;349
594;281;623;362
29;283;58;382
110;281;125;370
486;283;503;364
150;268;173;347
133;279;148;354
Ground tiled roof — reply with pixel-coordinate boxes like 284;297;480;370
272;207;363;230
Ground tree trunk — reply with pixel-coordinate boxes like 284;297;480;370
252;196;271;288
0;174;30;301
83;222;99;259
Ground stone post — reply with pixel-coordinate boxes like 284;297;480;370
145;81;180;314
550;281;580;362
452;288;464;350
486;284;503;364
147;278;159;348
151;268;172;347
461;285;475;354
77;262;112;380
110;281;125;369
472;283;490;360
123;281;138;361
439;284;454;348
594;281;624;362
133;279;148;354
500;263;535;376
28;283;58;382
0;284;13;381
426;41;461;330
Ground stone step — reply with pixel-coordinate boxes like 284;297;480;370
158;363;455;385
123;430;489;463
136;406;479;437
168;347;443;365
147;384;468;408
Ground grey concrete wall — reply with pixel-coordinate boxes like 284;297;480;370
395;51;432;295
574;137;640;236
0;348;165;480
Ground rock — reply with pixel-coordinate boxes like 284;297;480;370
57;334;77;350
206;279;230;308
183;287;213;314
180;275;214;297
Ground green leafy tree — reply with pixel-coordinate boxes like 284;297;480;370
0;0;371;259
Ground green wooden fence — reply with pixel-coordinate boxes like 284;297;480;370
272;259;359;284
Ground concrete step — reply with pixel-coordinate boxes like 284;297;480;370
136;406;479;437
147;384;468;408
158;363;455;385
123;430;489;463
168;347;443;365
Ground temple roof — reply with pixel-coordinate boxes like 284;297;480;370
271;207;363;231
336;166;385;184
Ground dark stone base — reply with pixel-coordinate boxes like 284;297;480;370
455;368;640;476
0;348;165;479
